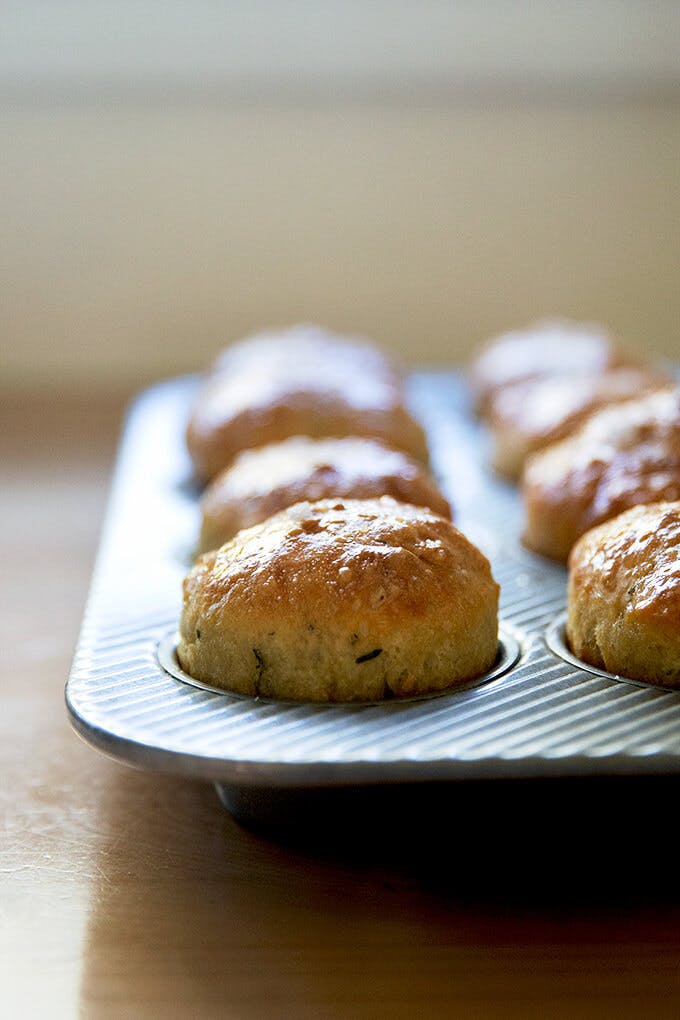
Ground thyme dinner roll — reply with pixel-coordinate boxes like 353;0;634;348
567;502;680;686
470;319;629;418
198;435;451;554
178;497;499;702
523;389;680;562
488;367;669;481
187;325;428;480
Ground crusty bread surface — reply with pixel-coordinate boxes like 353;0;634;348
198;435;450;554
488;367;669;481
470;319;628;418
567;501;680;685
186;325;428;480
522;389;680;562
178;497;499;702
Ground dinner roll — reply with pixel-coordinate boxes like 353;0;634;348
198;436;451;554
523;389;680;562
488;367;669;481
187;325;428;480
567;502;680;685
178;497;499;702
211;323;397;379
470;319;628;417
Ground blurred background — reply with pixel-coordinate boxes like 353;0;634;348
2;0;680;395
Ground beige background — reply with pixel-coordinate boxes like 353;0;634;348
2;2;680;391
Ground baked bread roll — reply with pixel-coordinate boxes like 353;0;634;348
470;319;628;417
567;502;680;685
523;389;680;562
198;435;450;554
187;325;428;480
178;497;499;702
488;367;669;481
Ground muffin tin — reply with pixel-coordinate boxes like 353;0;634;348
66;371;680;820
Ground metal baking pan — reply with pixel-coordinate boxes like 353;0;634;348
66;371;680;823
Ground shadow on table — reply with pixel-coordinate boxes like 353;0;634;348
79;770;680;1019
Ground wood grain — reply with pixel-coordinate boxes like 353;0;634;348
3;390;680;1019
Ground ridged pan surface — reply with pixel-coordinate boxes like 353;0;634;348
66;372;680;787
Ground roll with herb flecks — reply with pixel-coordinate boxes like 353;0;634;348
178;496;499;702
567;502;680;686
198;435;450;555
186;325;428;481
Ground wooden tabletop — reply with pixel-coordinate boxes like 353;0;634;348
4;390;680;1019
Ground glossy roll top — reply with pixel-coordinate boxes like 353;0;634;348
178;496;499;702
567;501;680;685
198;435;450;554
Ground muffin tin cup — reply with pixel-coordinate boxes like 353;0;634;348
545;612;680;694
156;626;522;707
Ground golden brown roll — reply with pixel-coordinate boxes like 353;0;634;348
470;319;629;418
567;502;680;685
178;497;499;702
488;367;669;481
523;389;680;562
187;325;428;480
198;435;451;554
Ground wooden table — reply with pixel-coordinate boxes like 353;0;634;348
4;391;680;1019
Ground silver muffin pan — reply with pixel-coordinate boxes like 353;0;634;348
66;371;680;805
